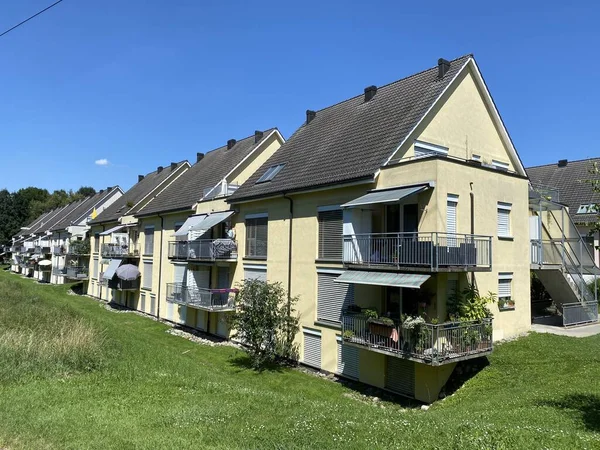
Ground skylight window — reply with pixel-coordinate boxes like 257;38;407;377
577;204;597;214
256;164;285;183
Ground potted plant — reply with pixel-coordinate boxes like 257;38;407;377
342;330;355;341
402;315;426;351
367;314;396;338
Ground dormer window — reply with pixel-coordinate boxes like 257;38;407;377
256;164;285;183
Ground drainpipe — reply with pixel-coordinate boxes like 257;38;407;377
157;214;165;320
99;224;105;299
469;184;475;285
283;193;294;316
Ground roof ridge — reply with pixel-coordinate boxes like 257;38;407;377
201;127;278;157
527;157;600;169
310;54;473;115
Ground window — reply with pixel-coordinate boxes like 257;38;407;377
244;265;267;282
94;233;100;253
577;204;597;214
143;261;153;289
303;329;321;368
317;272;354;324
471;154;481;161
93;258;99;279
144;227;154;255
498;273;514;310
414;140;449;159
318;207;343;260
447;194;458;233
492;160;509;171
256;164;285;183
447;278;458;302
497;202;512;238
245;215;268;258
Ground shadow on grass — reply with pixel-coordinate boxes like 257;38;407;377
442;356;490;397
228;354;286;373
537;393;600;432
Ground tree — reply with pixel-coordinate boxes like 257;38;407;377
76;186;96;197
229;280;299;369
586;162;600;236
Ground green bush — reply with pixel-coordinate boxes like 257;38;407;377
229;279;300;369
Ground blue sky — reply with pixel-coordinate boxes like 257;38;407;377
0;0;598;193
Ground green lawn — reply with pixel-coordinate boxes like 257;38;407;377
0;269;599;449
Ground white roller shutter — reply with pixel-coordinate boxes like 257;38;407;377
385;357;415;397
498;273;512;299
497;203;511;237
317;272;354;324
318;209;343;260
446;195;457;235
303;329;321;369
244;266;266;282
140;293;146;312
337;338;359;379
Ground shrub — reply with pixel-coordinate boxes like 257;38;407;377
229;279;300;369
448;283;496;321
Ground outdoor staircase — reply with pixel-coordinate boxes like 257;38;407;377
530;202;599;326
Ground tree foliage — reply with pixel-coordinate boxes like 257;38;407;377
229;279;299;369
0;186;97;245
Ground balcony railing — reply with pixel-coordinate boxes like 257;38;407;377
98;272;108;286
343;232;492;271
107;277;140;291
101;243;140;258
34;246;51;255
65;266;89;280
166;282;237;311
26;247;35;254
168;239;238;261
53;267;67;276
53;246;66;256
341;313;493;366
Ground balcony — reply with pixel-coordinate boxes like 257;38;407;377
101;243;140;258
52;267;67;276
53;246;66;256
342;314;493;366
34;246;51;255
343;232;492;272
168;239;238;262
65;266;89;280
98;272;108;286
107;277;140;291
166;282;237;311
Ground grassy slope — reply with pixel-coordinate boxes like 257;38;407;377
0;270;599;449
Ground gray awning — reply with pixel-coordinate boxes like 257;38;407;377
100;224;127;236
173;214;207;237
334;271;430;288
192;211;234;236
341;183;431;208
103;259;123;279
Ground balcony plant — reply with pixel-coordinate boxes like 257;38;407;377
342;330;355;341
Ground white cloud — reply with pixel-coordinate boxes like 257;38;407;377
95;158;109;166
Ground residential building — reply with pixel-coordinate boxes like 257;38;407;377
87;162;190;303
49;187;123;284
226;55;531;402
527;159;600;326
131;129;284;336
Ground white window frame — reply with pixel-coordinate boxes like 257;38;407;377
498;272;514;310
497;202;512;238
414;140;449;159
492;159;509;171
142;260;153;290
144;226;155;256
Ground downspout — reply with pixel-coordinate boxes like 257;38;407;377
283;193;294;316
469;183;475;285
157;214;164;320
99;224;105;300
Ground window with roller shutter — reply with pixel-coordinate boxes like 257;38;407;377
303;329;321;368
498;272;514;309
318;208;343;260
317;272;354;324
337;337;359;379
497;202;511;237
245;216;268;258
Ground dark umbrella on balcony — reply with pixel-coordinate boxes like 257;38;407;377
115;264;141;281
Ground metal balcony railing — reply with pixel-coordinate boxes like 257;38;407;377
101;243;140;258
65;266;89;280
168;239;238;261
26;247;35;254
343;232;492;271
52;267;67;276
98;272;108;286
53;246;66;256
341;313;493;366
166;282;237;311
107;277;140;291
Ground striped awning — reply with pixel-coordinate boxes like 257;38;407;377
334;271;430;288
341;183;432;208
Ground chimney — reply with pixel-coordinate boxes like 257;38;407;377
364;85;377;102
306;110;316;124
157;166;164;173
558;159;568;167
227;139;236;150
438;58;451;78
170;162;177;171
254;130;264;144
197;152;204;163
138;175;145;182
